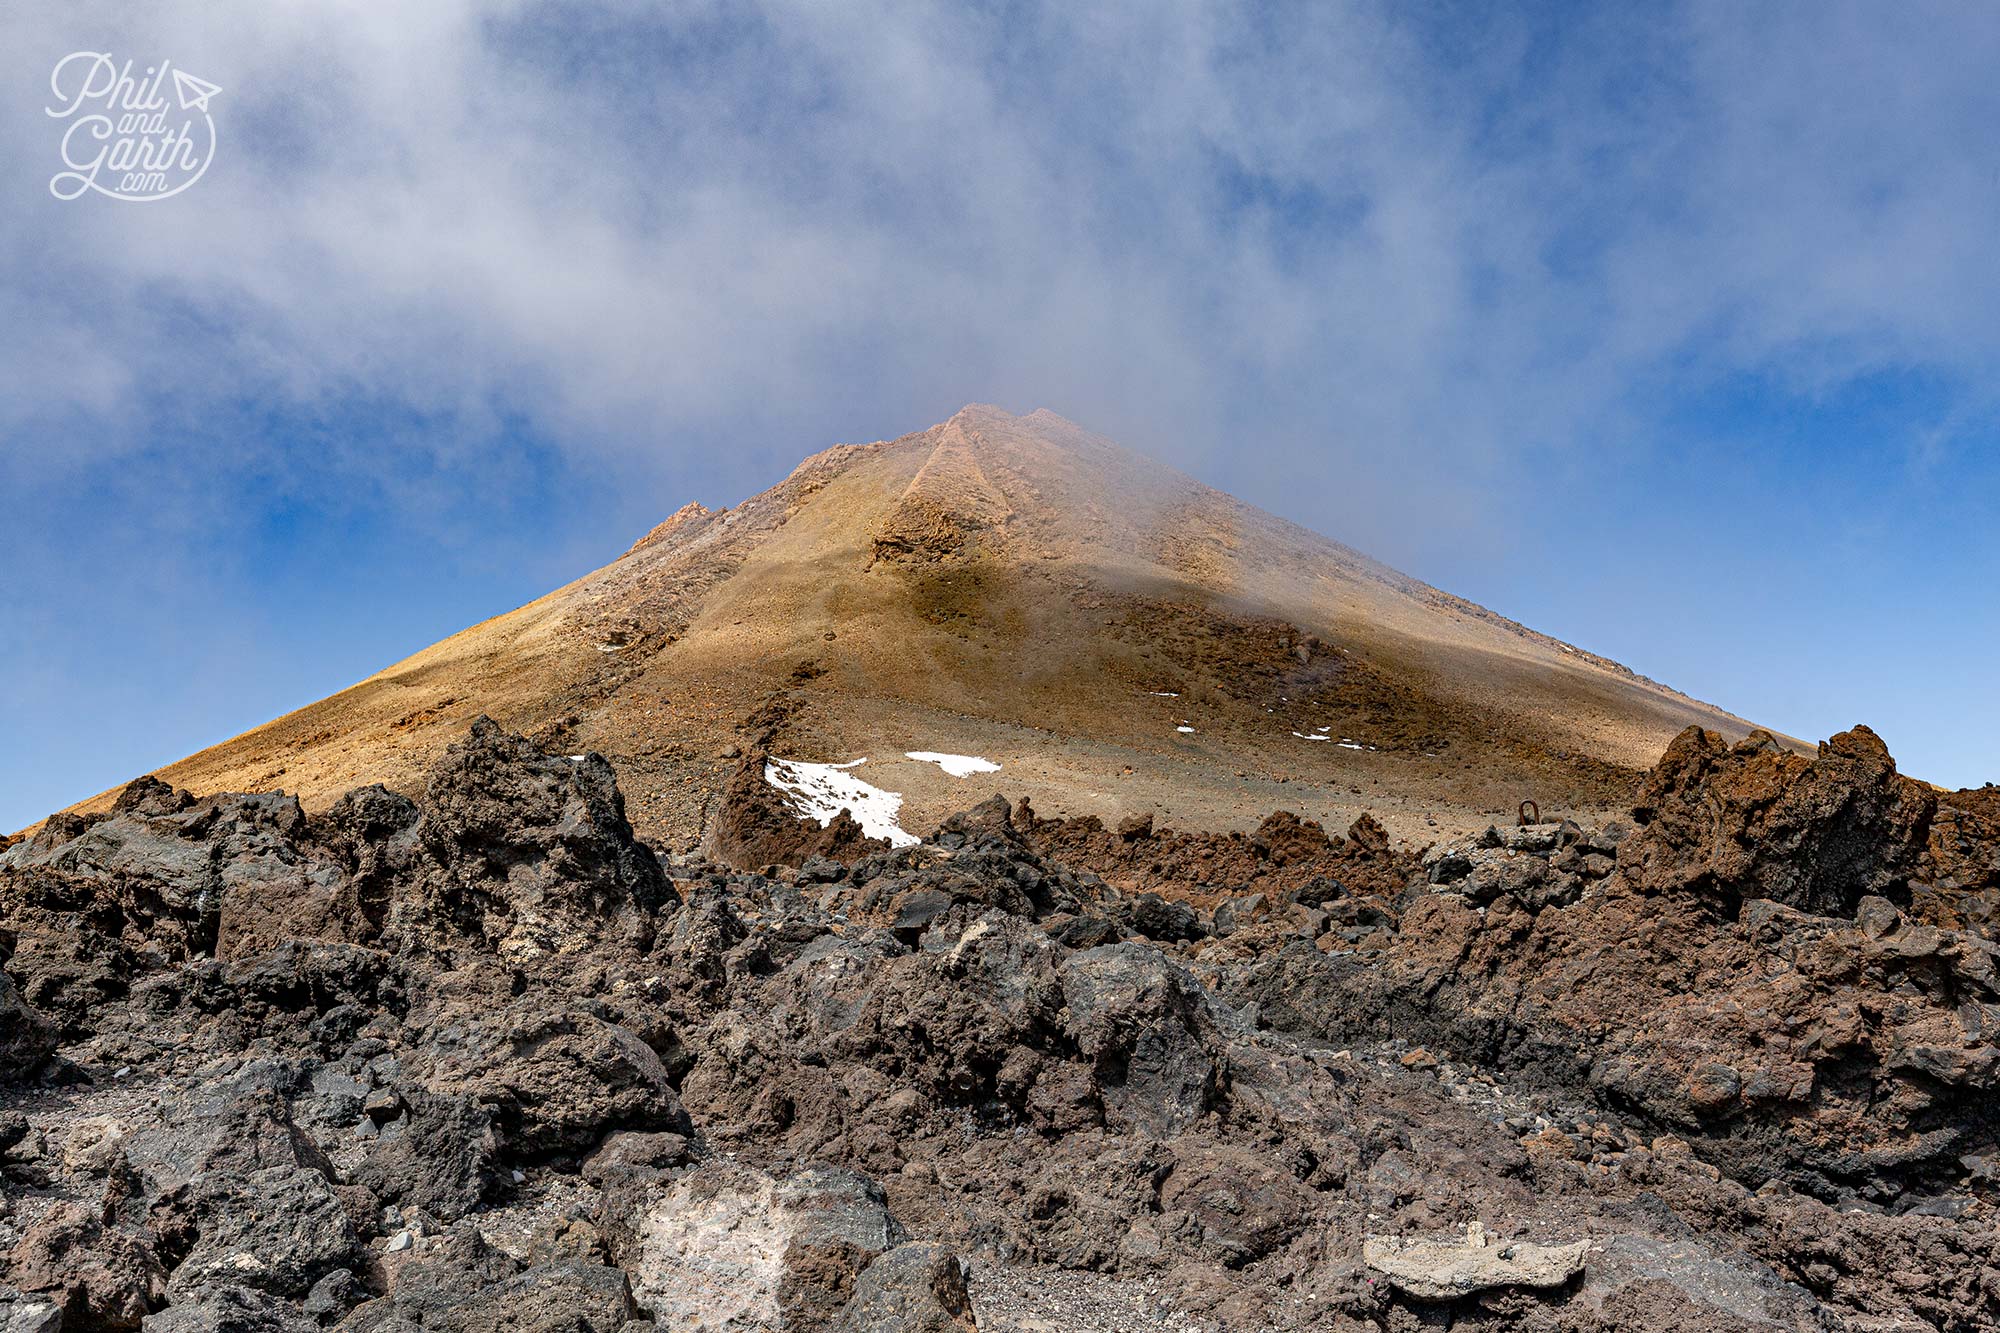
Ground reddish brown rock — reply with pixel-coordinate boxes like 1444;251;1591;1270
8;1202;165;1330
1016;803;1415;909
1622;724;1935;916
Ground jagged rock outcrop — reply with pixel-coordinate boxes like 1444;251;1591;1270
393;1001;689;1161
0;718;677;997
1228;726;2000;1216
411;718;673;959
1622;724;1934;915
4;720;2000;1331
0;934;54;1081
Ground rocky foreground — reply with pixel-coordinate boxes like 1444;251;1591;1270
2;720;1998;1331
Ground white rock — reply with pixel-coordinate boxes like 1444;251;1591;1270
1363;1224;1588;1300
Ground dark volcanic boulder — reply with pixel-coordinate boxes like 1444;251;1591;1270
0;780;335;965
1119;892;1202;942
335;1227;634;1333
162;1165;362;1301
0;938;55;1079
94;1070;365;1305
350;1088;498;1222
314;784;423;938
833;1243;975;1332
141;1284;319;1332
0;786;378;1035
1059;944;1227;1136
396;1003;690;1161
1622;725;1935;916
117;1073;340;1191
410;718;673;959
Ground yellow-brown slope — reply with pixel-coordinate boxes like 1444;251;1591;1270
58;404;1792;846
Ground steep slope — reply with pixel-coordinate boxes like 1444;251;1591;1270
56;405;1786;846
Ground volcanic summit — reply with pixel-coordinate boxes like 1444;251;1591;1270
62;405;1777;850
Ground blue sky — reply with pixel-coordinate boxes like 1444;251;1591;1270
2;1;1996;830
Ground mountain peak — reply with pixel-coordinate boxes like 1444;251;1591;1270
59;408;1783;848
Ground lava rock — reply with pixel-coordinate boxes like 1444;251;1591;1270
832;1243;975;1332
396;1004;690;1161
9;1201;166;1331
1623;725;1934;916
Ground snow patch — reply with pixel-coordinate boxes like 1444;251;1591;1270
1176;725;1196;734
905;751;1001;777
1148;691;1180;698
765;758;919;847
1292;732;1331;742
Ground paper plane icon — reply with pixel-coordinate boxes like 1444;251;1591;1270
171;68;221;113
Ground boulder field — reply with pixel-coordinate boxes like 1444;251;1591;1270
2;719;1997;1330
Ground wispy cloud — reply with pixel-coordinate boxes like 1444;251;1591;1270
6;4;1998;499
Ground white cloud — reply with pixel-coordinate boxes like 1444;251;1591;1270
0;1;1996;545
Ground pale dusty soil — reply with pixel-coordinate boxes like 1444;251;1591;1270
970;1264;1202;1332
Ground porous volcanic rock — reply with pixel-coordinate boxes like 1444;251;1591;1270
8;1202;166;1331
0;937;54;1080
411;717;673;959
1622;724;1934;915
5;720;2000;1331
1228;726;2000;1213
834;1242;976;1332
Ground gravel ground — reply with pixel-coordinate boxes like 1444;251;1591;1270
971;1262;1205;1332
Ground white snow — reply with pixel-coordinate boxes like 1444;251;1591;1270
1337;741;1365;750
1176;725;1196;734
1292;732;1331;741
905;751;1001;778
1148;691;1180;697
764;758;919;847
